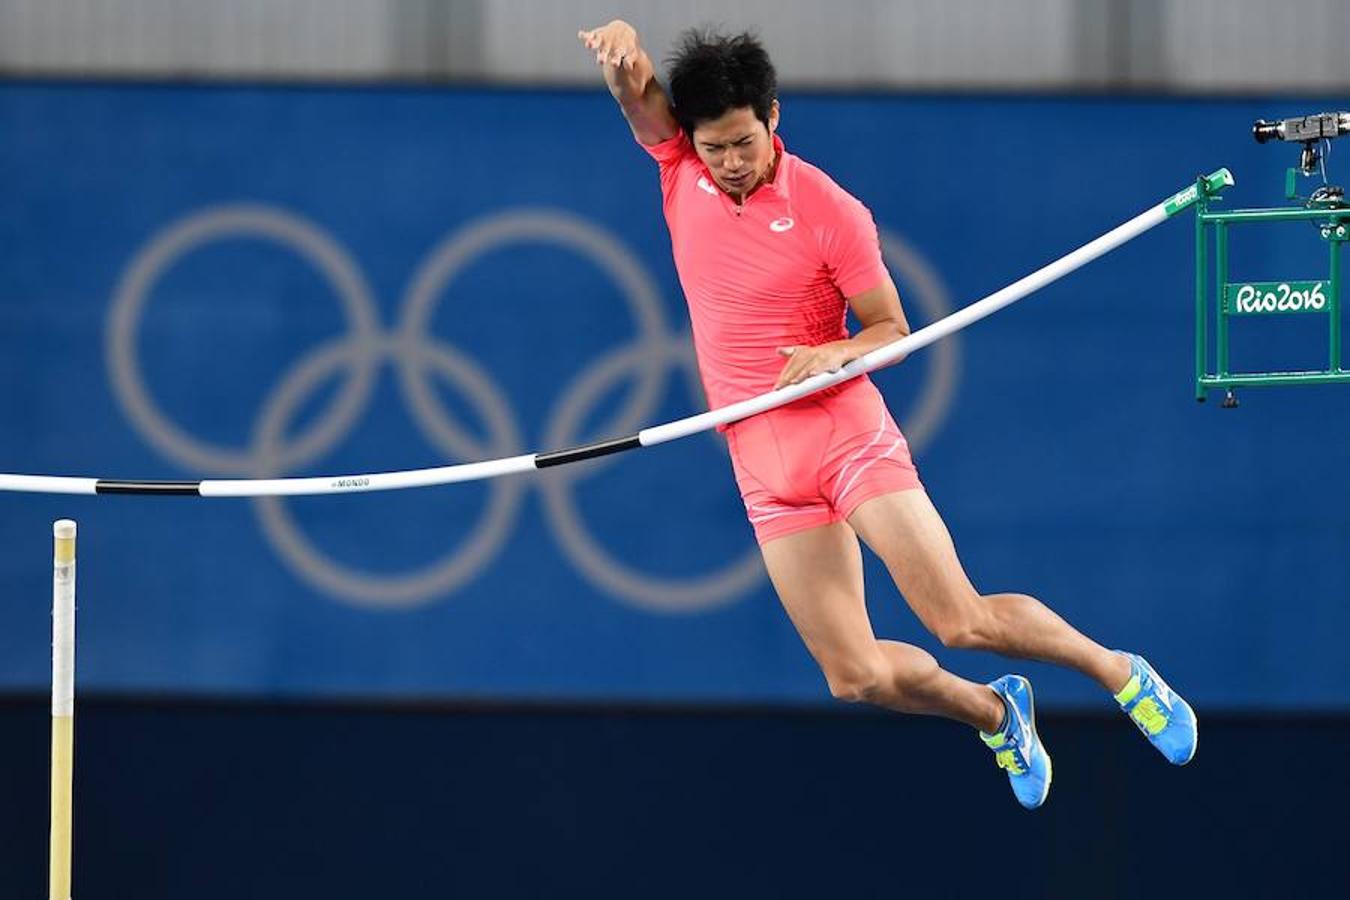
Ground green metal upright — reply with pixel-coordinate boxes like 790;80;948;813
1215;222;1229;378
1331;233;1343;371
1194;189;1208;401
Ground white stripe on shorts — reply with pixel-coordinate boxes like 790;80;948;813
833;434;904;507
829;406;888;500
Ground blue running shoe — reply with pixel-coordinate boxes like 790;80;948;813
980;675;1052;810
1115;652;1198;765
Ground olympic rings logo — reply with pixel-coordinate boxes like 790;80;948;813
107;205;957;612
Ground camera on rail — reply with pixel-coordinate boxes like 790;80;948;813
1252;111;1350;183
1251;112;1350;145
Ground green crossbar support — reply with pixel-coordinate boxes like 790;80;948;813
1193;180;1350;403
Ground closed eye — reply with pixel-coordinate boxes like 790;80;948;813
702;136;755;151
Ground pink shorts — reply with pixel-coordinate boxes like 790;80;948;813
724;378;923;545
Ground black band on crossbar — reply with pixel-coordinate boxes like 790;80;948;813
534;435;641;468
95;480;202;496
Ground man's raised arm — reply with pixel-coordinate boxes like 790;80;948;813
578;20;678;146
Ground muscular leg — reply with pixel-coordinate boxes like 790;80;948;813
760;521;1004;732
848;490;1132;694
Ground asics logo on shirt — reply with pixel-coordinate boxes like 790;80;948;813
769;217;795;232
697;177;718;195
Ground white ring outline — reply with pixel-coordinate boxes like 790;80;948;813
539;338;765;612
253;336;526;607
880;229;959;449
398;210;670;451
107;206;381;476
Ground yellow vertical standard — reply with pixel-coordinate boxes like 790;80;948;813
50;520;76;900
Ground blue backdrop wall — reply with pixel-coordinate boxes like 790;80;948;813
1;83;1347;708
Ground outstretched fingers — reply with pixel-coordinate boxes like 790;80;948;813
578;23;637;70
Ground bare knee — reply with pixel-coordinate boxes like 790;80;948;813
931;597;998;651
823;656;890;705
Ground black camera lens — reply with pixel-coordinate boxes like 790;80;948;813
1252;119;1281;143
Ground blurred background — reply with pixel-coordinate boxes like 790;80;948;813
1;1;1347;896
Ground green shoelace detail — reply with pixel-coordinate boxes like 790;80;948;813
994;747;1026;776
1130;696;1169;735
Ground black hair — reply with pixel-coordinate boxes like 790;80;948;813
666;28;777;138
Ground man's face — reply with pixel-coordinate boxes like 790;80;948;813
691;101;780;197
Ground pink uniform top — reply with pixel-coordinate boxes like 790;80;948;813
642;130;889;413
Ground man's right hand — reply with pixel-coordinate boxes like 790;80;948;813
578;20;641;72
578;20;649;99
577;20;677;146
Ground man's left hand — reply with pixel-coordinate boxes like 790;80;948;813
773;342;857;390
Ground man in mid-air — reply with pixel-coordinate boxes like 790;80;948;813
577;20;1196;808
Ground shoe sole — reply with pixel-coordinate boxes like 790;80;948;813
1175;696;1198;766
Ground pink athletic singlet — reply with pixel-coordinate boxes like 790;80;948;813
643;129;922;544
